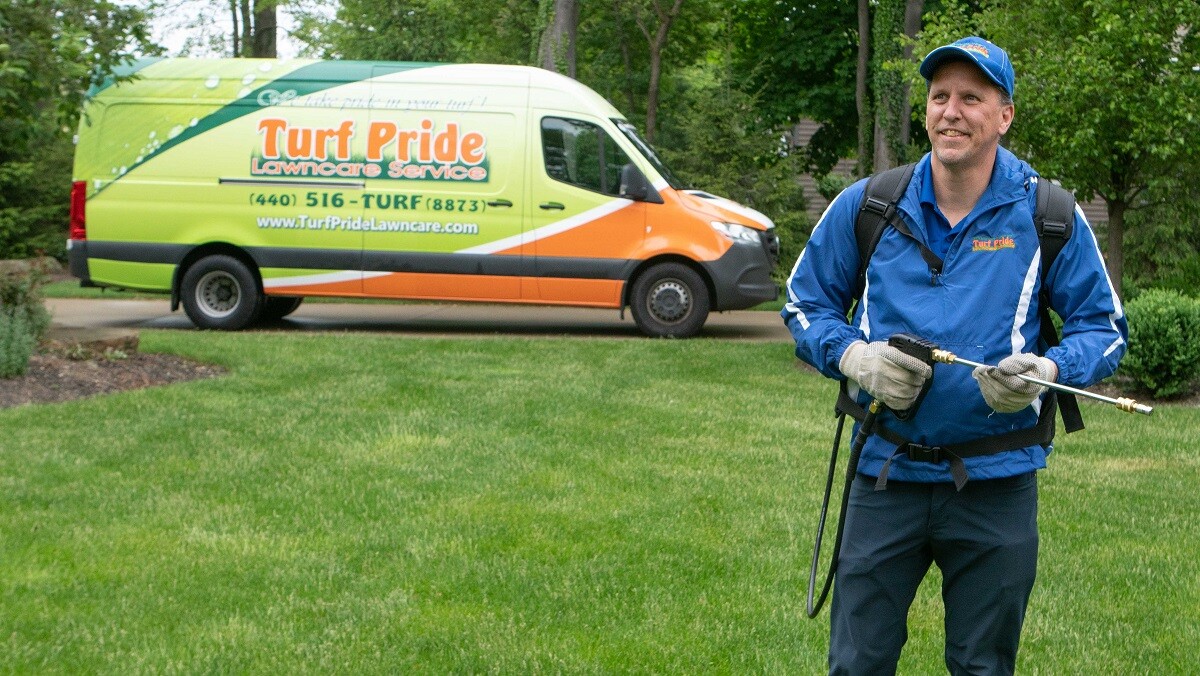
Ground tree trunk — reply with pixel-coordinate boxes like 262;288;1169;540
614;1;636;113
230;0;241;57
872;0;904;172
239;0;252;57
539;0;578;77
856;0;871;177
251;0;277;58
646;52;662;143
898;0;923;160
1106;199;1126;297
635;0;684;144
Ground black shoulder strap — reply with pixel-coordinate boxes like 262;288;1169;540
1034;178;1084;433
853;163;917;300
1035;178;1075;278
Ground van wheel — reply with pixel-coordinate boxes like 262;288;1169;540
260;296;303;322
629;262;710;338
181;255;263;330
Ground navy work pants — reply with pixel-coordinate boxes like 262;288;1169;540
829;472;1039;675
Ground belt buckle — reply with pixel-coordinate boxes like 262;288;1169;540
905;443;942;464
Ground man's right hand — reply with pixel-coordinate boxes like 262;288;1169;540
839;340;933;411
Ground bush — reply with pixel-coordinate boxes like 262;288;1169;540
0;259;52;378
1120;289;1200;399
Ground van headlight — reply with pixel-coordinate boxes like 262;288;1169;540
710;221;762;244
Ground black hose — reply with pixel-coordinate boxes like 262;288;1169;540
806;400;881;618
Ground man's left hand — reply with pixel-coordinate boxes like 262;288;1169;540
973;354;1058;413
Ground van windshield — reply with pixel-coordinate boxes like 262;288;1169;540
614;120;687;190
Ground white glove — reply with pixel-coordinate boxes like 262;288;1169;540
973;354;1058;413
839;340;933;410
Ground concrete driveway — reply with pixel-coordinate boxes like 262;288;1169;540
46;297;794;342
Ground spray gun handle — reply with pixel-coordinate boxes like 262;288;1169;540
888;333;940;364
885;333;939;421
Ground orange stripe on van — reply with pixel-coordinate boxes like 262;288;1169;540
364;271;522;301
264;278;364;296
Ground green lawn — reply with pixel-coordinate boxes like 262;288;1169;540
1;332;1196;672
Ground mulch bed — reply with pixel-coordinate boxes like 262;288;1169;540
0;352;225;409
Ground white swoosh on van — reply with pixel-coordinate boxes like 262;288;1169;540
456;198;634;255
262;270;389;288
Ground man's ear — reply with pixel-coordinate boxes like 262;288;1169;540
999;104;1015;135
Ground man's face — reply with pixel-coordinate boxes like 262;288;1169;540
925;60;1014;172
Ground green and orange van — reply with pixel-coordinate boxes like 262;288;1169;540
69;59;779;337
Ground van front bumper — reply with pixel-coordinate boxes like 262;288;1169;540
702;241;780;311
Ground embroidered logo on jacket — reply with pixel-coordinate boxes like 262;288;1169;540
972;235;1016;252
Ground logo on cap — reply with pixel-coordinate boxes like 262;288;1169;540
961;43;990;59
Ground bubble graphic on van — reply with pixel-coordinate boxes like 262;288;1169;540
205;75;220;89
169;125;184;139
242;73;256;86
238;87;251;98
189;118;199;127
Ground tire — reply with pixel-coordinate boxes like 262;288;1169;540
259;296;303;322
180;255;263;330
629;262;711;338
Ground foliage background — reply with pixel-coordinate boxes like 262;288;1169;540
2;0;1198;292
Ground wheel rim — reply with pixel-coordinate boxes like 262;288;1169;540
195;270;241;318
647;279;691;324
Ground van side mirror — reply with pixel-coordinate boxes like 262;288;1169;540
619;164;660;203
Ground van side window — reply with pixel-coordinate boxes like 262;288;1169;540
541;117;632;196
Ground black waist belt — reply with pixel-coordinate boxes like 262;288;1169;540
835;386;1058;491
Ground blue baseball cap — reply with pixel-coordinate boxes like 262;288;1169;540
920;36;1014;98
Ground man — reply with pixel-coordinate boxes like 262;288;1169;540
781;37;1126;674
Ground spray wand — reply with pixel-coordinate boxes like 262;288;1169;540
929;348;1153;415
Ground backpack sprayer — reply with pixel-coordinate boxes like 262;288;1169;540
806;334;1151;618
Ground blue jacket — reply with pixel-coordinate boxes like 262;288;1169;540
782;149;1127;482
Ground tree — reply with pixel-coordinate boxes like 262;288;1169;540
977;0;1200;295
1;0;151;259
870;0;923;172
538;0;578;77
727;0;858;176
856;0;872;176
624;0;684;143
228;0;278;58
328;0;538;64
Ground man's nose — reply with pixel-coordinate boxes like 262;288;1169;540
942;95;965;119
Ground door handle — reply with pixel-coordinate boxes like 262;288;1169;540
486;199;513;208
539;201;565;211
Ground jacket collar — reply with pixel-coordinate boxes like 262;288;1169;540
901;147;1031;229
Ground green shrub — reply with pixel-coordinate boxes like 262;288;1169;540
1120;289;1200;399
0;259;52;378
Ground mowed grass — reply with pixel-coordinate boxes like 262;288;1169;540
1;331;1196;673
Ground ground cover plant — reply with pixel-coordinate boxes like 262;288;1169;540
1;331;1196;672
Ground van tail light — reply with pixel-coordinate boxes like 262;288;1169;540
69;181;87;240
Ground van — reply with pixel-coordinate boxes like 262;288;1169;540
69;58;780;337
